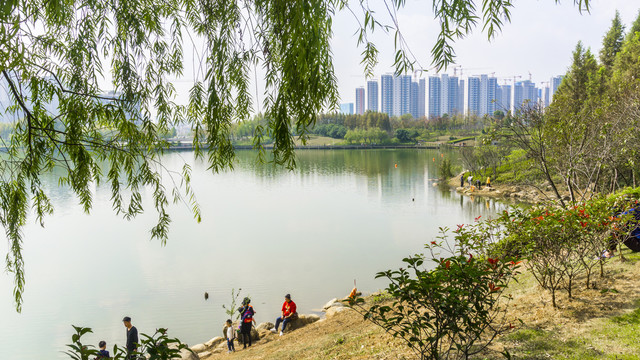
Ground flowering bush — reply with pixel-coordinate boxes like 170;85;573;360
350;225;520;360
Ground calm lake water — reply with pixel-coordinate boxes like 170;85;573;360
0;149;506;359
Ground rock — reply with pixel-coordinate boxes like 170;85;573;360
190;344;206;353
323;298;339;310
456;187;465;192
287;314;321;331
502;191;511;197
510;193;519;198
211;346;225;354
512;186;521;192
256;322;274;332
326;306;348;318
179;348;199;360
322;298;345;312
204;336;224;348
197;351;211;359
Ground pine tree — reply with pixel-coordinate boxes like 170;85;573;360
626;10;640;41
599;11;625;69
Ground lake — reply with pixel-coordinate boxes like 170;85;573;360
0;149;505;359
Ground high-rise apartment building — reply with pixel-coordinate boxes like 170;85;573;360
496;84;511;113
458;79;465;115
418;78;426;118
391;75;401;117
381;74;393;116
543;87;550;107
479;75;498;117
340;103;354;115
550;75;563;104
367;80;379;112
400;75;412;116
355;87;365;115
467;76;480;116
410;81;419;118
428;76;441;118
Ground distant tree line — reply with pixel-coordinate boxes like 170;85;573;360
463;10;640;205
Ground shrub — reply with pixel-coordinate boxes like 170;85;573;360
350;225;520;360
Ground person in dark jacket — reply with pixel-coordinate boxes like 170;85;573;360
239;298;255;348
96;340;110;359
122;316;138;359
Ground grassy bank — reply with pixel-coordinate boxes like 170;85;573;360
203;249;640;359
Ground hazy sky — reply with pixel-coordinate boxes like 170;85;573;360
333;0;640;104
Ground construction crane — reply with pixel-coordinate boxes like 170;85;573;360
528;71;532;81
498;75;522;85
453;66;490;77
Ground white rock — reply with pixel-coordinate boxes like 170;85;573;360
179;348;199;360
190;344;206;353
197;351;211;359
322;298;339;311
204;336;224;348
256;322;275;332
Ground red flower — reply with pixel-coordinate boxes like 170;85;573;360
475;215;482;222
488;258;499;265
445;260;451;269
467;254;473;263
431;241;437;245
509;323;515;329
509;260;522;266
488;282;501;292
580;221;587;228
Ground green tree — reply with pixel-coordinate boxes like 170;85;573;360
0;0;594;311
626;10;640;41
599;11;625;70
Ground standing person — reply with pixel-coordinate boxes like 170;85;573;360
96;340;109;359
122;316;138;359
225;319;236;353
460;174;465;187
239;297;255;348
467;174;473;187
476;179;481;190
486;176;491;187
271;294;297;336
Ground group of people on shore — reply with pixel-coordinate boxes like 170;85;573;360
224;293;298;353
461;173;491;190
92;294;298;357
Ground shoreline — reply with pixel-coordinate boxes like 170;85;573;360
164;143;455;152
447;173;571;205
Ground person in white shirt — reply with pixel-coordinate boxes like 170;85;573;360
225;319;236;353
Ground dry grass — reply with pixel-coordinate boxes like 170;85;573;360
203;249;640;360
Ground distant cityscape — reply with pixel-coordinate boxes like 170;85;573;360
341;72;564;118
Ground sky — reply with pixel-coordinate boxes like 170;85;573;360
2;0;639;118
332;0;640;104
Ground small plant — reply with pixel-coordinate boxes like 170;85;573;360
223;288;243;321
350;225;520;360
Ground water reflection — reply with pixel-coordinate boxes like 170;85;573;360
1;149;510;360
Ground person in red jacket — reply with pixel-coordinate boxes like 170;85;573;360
270;293;297;336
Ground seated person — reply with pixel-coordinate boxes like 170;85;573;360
271;293;297;336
